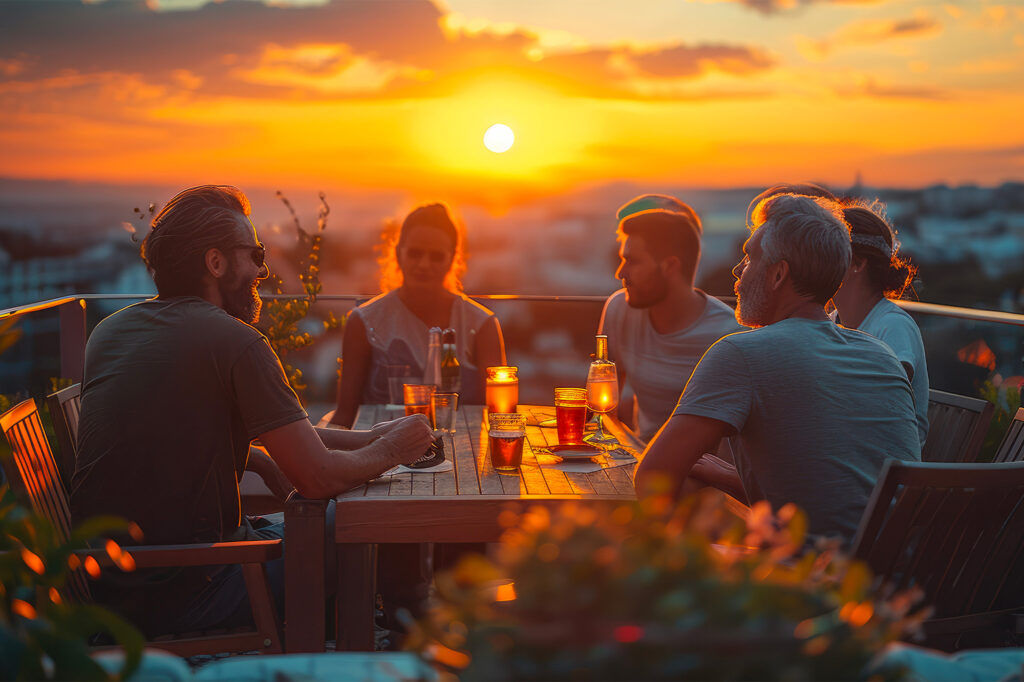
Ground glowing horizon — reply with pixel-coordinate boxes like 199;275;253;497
1;0;1022;206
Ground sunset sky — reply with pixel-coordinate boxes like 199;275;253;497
2;0;1023;206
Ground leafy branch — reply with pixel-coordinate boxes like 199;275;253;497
257;191;341;397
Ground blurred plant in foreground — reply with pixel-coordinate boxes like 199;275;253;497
257;191;341;397
0;486;143;680
410;488;926;681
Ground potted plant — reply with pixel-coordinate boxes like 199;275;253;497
410;490;925;681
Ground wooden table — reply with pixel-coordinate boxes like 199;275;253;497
284;404;642;652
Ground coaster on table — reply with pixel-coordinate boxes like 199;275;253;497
549;443;602;460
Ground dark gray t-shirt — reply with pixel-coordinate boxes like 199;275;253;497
673;318;921;542
70;297;306;632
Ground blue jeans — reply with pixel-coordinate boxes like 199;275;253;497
170;503;335;633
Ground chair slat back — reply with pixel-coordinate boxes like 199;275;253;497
992;408;1024;463
852;460;1024;618
0;399;74;540
46;383;81;492
922;390;994;463
1;399;92;603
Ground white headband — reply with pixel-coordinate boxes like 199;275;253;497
851;233;895;258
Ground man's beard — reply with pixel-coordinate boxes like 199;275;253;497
220;270;262;324
625;272;669;309
735;270;770;328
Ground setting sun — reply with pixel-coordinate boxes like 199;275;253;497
484;124;515;154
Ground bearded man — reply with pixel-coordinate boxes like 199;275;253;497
634;193;920;544
71;185;433;636
598;195;744;442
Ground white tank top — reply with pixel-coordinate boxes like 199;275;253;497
350;290;495;404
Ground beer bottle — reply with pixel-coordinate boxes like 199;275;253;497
441;328;461;393
424;327;443;388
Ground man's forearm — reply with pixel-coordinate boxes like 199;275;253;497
315;426;376;451
690;455;746;502
321;437;427;495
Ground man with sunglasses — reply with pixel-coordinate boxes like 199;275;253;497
71;185;434;637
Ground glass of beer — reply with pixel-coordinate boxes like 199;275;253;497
432;392;459;434
488;412;526;472
403;383;436;427
485;366;518;414
554;387;587;445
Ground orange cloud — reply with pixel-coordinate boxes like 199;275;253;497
799;13;942;59
0;0;776;104
700;0;885;16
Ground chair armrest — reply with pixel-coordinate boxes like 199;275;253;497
76;538;282;569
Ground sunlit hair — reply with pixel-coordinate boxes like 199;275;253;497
140;185;250;298
750;193;851;304
842;200;917;299
377;202;467;293
618;209;702;281
745;182;837;228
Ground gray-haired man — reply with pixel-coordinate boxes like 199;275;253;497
635;193;920;544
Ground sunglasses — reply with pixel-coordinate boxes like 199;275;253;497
234;243;266;269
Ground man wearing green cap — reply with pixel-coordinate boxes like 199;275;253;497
598;194;745;442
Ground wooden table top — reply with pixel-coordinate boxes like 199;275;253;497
332;404;642;543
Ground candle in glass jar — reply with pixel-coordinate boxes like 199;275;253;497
485;366;519;414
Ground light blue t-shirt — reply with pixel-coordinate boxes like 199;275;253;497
673;318;921;542
600;289;744;441
859;299;929;447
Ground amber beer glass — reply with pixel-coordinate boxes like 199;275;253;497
554;387;587;445
485;366;519;414
488;413;526;472
403;384;436;427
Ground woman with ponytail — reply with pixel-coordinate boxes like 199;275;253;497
833;201;929;446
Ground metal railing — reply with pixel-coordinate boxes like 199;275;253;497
2;293;1023;400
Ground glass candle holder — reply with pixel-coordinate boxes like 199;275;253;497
485;366;519;414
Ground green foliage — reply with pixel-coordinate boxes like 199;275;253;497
411;491;924;681
256;192;341;397
0;486;144;680
978;378;1023;461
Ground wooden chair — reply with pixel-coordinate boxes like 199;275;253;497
0;398;284;657
921;389;994;463
851;459;1024;650
46;383;81;493
992;408;1024;463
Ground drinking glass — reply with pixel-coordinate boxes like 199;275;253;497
432;392;459;434
386;364;413;405
487;412;526;472
554;387;587;445
403;383;436;427
585;363;619;446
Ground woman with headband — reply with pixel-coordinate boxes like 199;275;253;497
832;201;929;446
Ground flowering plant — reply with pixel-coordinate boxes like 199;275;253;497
411;489;925;681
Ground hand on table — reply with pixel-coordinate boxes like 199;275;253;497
373;413;435;465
